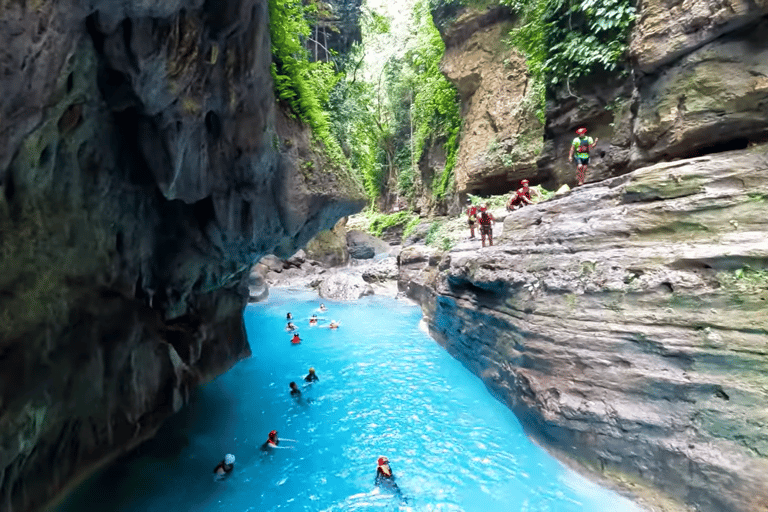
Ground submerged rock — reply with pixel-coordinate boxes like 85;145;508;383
400;146;768;512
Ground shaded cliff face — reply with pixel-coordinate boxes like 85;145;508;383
435;7;544;196
399;145;768;512
434;1;768;191
0;1;365;511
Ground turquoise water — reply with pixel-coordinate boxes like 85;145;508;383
58;289;641;512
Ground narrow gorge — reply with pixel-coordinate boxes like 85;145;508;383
1;0;766;511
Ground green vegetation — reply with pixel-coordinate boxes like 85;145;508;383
367;211;417;237
717;267;768;298
268;0;460;210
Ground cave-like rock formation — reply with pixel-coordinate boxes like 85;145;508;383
400;145;768;512
0;1;365;511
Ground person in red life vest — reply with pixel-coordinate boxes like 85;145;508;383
261;430;296;451
375;456;406;501
466;198;478;239
291;332;301;344
309;314;318;326
477;204;495;247
506;179;541;211
568;127;598;186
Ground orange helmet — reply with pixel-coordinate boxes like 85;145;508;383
521;179;529;185
269;430;277;439
576;127;587;135
377;456;389;466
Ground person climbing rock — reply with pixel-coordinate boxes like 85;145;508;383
213;454;235;476
506;179;540;211
304;367;319;382
291;332;301;344
477;204;495;247
568;127;598;186
466;198;478;239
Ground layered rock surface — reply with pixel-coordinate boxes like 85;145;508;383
0;1;364;511
399;145;768;512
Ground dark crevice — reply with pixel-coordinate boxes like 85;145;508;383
3;169;16;203
122;18;139;72
676;137;749;159
192;196;216;231
39;145;53;167
660;281;674;293
205;110;221;139
66;73;74;93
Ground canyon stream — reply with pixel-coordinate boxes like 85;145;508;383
57;289;642;512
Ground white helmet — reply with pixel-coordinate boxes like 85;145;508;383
224;454;235;465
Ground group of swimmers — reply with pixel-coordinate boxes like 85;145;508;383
286;306;340;344
213;304;404;502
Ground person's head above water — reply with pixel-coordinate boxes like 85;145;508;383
224;454;235;465
576;127;587;135
377;456;389;466
286;312;292;319
290;381;298;390
308;367;315;374
269;430;278;441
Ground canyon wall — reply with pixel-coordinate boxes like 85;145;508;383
434;0;768;194
399;145;768;512
0;1;365;511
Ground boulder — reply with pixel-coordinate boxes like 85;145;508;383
260;255;284;273
317;273;374;300
247;265;269;303
346;229;390;259
305;217;349;267
362;257;399;283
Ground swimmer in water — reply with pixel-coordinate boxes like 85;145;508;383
213;454;235;476
375;456;406;502
309;314;318;326
291;332;301;344
304;367;319;382
286;312;292;320
286;321;297;331
261;430;295;451
289;381;301;398
328;320;339;329
319;303;327;312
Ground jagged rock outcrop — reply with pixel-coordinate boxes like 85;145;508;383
305;217;350;267
318;273;373;300
399;145;768;512
436;7;544;197
0;1;365;511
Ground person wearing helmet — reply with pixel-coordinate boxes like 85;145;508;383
304;367;319;382
568;127;598;186
261;430;295;451
466;197;478;239
291;332;301;344
213;453;235;475
309;313;318;326
506;179;541;211
375;456;406;501
477;204;495;247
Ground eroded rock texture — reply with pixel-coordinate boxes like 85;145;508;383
0;1;364;511
400;146;768;512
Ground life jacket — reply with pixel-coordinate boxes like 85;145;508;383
377;464;392;478
291;334;301;344
519;187;531;200
467;206;477;218
576;137;591;154
478;211;492;225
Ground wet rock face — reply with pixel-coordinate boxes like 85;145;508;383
0;1;364;511
400;146;768;512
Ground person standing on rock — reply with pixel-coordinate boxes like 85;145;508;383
477;204;495;247
466;198;478;239
568;127;598;186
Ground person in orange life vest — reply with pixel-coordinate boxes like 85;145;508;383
291;332;301;344
477;204;495;247
466;198;478;239
568;127;598;186
506;179;541;211
375;456;406;500
261;430;295;451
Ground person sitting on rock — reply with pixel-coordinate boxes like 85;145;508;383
477;205;495;247
304;367;319;382
290;381;301;398
286;321;297;331
507;179;541;211
466;198;478;239
213;454;235;476
291;332;301;344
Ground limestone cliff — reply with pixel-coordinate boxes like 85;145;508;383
0;1;365;511
433;0;768;192
399;145;768;512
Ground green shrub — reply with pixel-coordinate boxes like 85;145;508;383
368;211;416;237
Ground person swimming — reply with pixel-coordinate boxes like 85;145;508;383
286;312;292;320
328;320;339;329
289;381;301;398
261;430;295;451
291;332;301;344
375;456;406;502
213;454;235;476
286;321;296;331
309;314;318;326
319;303;327;312
304;367;319;382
